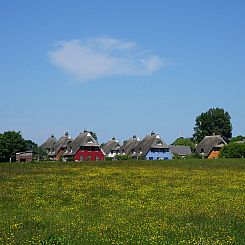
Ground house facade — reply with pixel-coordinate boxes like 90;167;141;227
132;132;172;160
102;137;121;159
196;135;227;159
16;151;33;162
51;132;73;161
63;131;104;161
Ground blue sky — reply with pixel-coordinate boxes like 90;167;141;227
0;1;244;145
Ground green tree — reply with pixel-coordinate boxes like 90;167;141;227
229;135;245;144
0;131;27;162
25;139;48;160
25;139;38;152
89;131;98;141
220;143;245;158
172;137;195;152
193;108;232;143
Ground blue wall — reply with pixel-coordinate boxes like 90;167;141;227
145;150;172;160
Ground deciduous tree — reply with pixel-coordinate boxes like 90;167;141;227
193;108;232;143
0;131;26;162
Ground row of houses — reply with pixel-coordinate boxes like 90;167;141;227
16;130;228;162
37;131;193;162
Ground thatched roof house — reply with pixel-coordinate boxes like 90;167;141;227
169;145;192;158
131;132;172;160
39;134;57;157
102;137;121;158
196;135;227;159
120;135;141;155
63;130;104;161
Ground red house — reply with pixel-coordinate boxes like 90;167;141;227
63;131;104;161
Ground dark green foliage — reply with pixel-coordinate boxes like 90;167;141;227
40;235;65;244
220;143;245;158
115;154;131;160
89;131;97;141
172;137;195;152
0;131;27;162
66;156;74;162
193;108;232;143
25;139;38;152
230;135;245;144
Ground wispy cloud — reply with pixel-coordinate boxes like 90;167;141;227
49;37;168;83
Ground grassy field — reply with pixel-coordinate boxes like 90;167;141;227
0;159;244;244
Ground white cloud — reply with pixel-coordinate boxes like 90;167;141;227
48;37;168;83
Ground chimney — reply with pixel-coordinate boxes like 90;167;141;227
133;135;136;139
84;129;88;133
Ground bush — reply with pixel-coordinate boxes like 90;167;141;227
66;156;74;162
220;143;245;158
115;154;131;161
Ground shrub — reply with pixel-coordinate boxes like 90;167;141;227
115;154;131;161
220;143;245;158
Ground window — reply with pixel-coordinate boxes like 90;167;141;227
80;156;83;161
96;156;100;161
88;147;91;152
86;156;91;161
95;147;99;152
149;157;153;160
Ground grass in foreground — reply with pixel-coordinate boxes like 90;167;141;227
0;159;244;244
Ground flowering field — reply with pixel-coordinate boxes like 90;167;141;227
0;159;244;244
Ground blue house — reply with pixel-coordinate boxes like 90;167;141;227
131;132;172;160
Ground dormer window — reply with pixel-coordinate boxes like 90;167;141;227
157;141;163;146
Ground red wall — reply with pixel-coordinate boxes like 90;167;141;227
74;149;104;161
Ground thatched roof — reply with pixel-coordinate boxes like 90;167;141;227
50;132;73;156
67;131;101;155
196;135;227;157
169;145;192;156
102;138;121;155
39;134;57;151
132;132;169;157
120;135;140;155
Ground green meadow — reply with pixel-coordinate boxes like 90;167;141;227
0;159;244;244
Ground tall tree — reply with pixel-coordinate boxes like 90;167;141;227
0;131;27;162
193;108;232;143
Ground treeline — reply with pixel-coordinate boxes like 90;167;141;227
0;131;45;162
